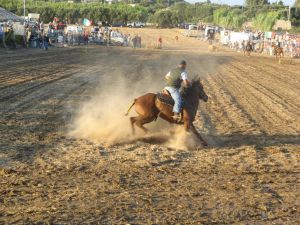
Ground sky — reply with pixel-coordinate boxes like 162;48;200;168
186;0;296;6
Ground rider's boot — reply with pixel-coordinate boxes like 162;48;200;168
172;113;181;123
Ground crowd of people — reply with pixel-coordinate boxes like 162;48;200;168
1;17;146;50
196;24;300;58
225;31;300;58
47;25;143;48
25;21;50;50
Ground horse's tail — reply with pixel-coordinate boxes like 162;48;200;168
125;100;136;116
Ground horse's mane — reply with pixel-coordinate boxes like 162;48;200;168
182;78;201;97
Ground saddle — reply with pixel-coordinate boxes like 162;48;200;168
156;91;174;106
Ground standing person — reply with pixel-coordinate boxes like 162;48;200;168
158;36;162;48
0;24;4;47
175;35;178;42
164;60;190;122
132;35;137;48
83;32;89;45
123;34;128;47
127;34;131;47
40;21;44;33
43;34;49;51
38;34;43;48
137;34;141;48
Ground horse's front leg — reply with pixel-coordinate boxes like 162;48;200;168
190;123;208;147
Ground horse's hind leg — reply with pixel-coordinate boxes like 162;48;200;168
130;117;137;135
135;116;156;134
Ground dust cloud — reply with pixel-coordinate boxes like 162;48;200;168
69;68;166;145
69;61;205;149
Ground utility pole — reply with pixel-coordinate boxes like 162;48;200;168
23;0;26;22
23;0;26;48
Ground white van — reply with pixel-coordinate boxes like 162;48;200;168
28;13;40;22
110;31;124;45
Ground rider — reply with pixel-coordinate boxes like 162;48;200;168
164;60;190;122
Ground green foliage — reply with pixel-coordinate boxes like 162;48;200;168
213;7;246;29
252;11;280;31
151;9;174;27
150;2;216;27
0;0;148;23
246;0;269;7
0;0;297;32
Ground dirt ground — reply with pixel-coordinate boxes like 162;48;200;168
0;28;299;224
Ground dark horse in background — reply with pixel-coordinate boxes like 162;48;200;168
125;78;209;146
244;41;253;56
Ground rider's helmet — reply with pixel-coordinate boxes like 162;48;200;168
180;60;186;65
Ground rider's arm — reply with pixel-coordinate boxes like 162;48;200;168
181;72;190;86
165;71;171;80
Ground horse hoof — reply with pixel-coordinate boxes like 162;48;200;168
202;142;209;147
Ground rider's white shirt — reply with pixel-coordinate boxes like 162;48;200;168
166;71;188;80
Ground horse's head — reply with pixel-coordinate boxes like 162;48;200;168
191;77;208;102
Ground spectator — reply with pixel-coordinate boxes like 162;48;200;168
0;24;3;46
127;34;131;47
38;34;43;48
83;32;89;45
44;34;49;51
132;35;137;48
40;21;44;33
175;35;178;42
158;36;162;48
137;35;141;48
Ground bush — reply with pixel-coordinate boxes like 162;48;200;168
213;7;246;30
253;11;281;31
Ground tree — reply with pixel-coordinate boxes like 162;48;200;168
246;0;269;7
152;10;174;27
252;11;280;31
213;7;246;30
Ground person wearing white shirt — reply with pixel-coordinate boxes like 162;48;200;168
164;60;190;122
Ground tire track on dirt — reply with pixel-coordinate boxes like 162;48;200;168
226;63;300;115
0;65;102;121
217;66;279;125
0;61;81;90
210;72;263;133
220;64;299;135
0;69;81;103
235;57;300;89
0;52;82;87
0;48;77;67
231;60;300;102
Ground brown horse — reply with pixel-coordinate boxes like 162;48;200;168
125;78;209;146
244;41;252;56
272;43;284;59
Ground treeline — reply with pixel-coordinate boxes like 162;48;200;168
0;0;299;32
0;0;148;24
149;3;217;28
150;2;289;31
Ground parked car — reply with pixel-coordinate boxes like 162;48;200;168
112;22;126;27
110;31;124;46
127;22;145;28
